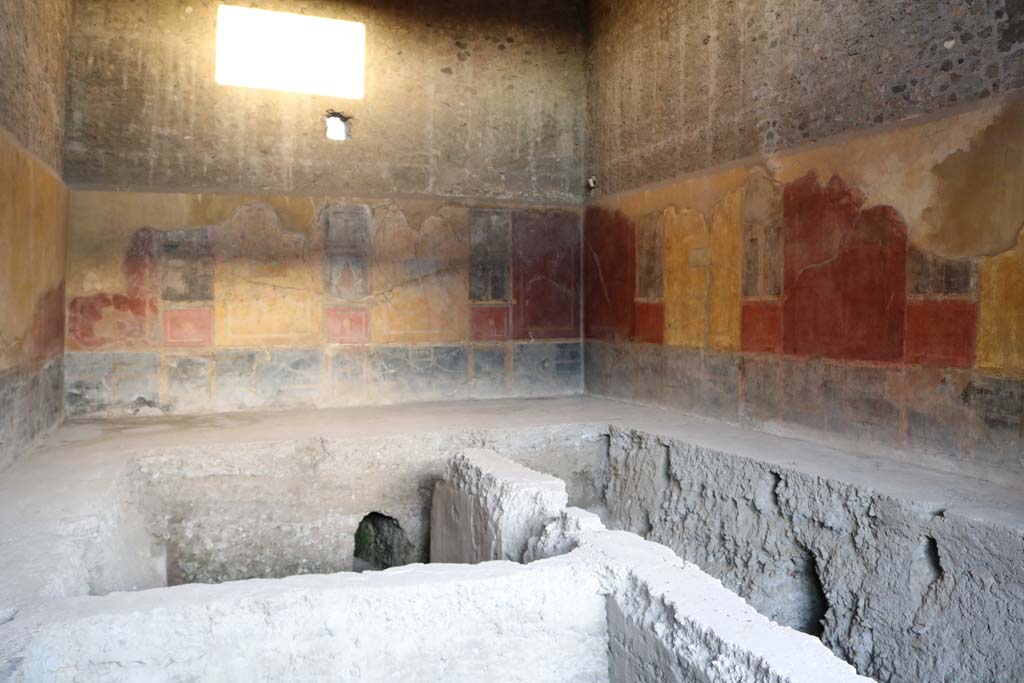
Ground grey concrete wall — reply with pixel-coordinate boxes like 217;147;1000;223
603;425;1024;683
586;0;1024;195
0;0;71;170
65;0;587;202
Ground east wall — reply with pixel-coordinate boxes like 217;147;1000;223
584;93;1024;482
0;0;72;470
583;0;1024;482
62;0;587;415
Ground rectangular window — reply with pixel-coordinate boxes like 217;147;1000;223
215;4;366;99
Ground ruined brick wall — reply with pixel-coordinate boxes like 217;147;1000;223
586;0;1024;197
61;1;586;414
64;193;582;414
584;93;1024;482
0;0;71;470
64;0;585;202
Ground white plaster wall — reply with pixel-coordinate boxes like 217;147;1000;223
431;448;568;564
13;561;609;683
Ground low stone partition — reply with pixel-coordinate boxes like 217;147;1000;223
13;561;610;682
433;449;874;683
431;448;568;563
3;397;1020;681
7;447;872;682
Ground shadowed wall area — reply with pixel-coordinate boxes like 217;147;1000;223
64;0;585;202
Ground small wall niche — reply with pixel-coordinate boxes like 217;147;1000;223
353;511;414;572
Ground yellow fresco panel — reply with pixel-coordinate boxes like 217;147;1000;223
664;208;710;349
978;239;1024;375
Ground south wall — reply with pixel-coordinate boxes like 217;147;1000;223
0;0;71;471
584;92;1024;483
62;0;587;414
64;192;582;415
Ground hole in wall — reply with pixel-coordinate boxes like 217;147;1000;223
916;535;944;587
801;552;830;638
765;546;830;637
653;443;672;491
353;512;414;572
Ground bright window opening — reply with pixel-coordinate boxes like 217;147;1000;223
215;4;365;99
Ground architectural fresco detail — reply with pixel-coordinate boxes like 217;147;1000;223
585;94;1024;475
63;194;582;415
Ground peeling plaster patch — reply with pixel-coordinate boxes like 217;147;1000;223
323;204;372;302
742;170;784;298
920;102;1024;258
635;211;664;300
469;209;511;303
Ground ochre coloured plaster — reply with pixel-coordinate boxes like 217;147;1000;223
920;101;1024;258
0;130;67;372
370;203;469;344
663;190;741;352
978;233;1024;375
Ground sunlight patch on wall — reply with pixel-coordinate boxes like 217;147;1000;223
215;4;365;99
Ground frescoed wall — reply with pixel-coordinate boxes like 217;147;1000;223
64;192;582;415
0;0;71;471
0;129;68;470
585;93;1024;481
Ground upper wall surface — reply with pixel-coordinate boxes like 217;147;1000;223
587;0;1024;196
64;0;586;203
0;0;71;170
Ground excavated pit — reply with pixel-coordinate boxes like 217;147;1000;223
1;399;1021;682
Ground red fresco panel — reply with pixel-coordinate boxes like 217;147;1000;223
471;305;511;341
634;301;664;344
782;172;907;362
326;306;370;344
512;210;581;340
742;301;783;353
584;207;636;341
905;299;977;367
164;308;213;348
